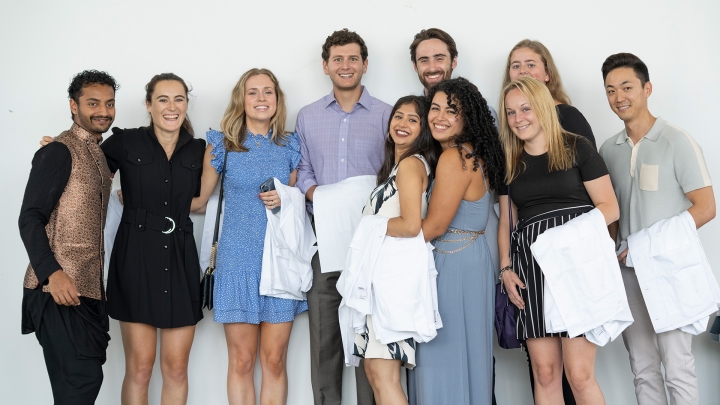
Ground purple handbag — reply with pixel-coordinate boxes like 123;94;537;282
494;187;522;349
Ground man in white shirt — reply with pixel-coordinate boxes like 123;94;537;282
599;52;716;405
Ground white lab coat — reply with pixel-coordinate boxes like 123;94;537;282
337;216;441;366
531;208;633;346
199;194;223;272
103;189;123;282
260;180;317;300
313;175;377;273
628;210;720;334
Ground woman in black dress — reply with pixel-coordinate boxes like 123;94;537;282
502;39;596;148
497;77;618;405
102;73;205;405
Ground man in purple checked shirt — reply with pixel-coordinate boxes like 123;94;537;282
295;28;391;405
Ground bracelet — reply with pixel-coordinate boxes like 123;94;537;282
499;265;513;282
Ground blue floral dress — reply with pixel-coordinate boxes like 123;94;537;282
207;129;308;324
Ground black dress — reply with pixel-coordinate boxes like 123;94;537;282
102;126;205;328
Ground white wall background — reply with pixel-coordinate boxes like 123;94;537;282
1;0;719;403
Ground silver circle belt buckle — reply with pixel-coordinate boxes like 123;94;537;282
162;217;176;234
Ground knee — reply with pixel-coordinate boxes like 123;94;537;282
127;357;155;386
161;357;189;384
260;349;287;377
566;367;595;392
533;363;561;388
229;350;256;377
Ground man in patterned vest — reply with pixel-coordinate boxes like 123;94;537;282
19;70;117;404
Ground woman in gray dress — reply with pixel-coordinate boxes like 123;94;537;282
408;78;505;405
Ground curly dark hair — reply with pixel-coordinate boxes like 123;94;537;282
144;73;194;136
321;29;368;62
376;95;441;186
427;77;506;192
67;70;119;120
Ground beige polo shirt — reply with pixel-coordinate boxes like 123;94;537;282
599;117;712;243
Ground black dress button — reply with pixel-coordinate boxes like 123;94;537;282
164;290;168;294
138;158;141;162
164;245;167;249
165;179;169;183
164;268;168;271
164;202;168;206
138;224;142;229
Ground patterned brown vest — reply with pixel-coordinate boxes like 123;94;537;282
23;124;112;300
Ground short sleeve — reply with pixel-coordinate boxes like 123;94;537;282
575;137;609;182
670;128;712;192
285;132;302;172
206;129;226;174
557;105;596;148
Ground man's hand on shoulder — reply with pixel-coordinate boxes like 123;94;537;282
40;136;54;147
47;270;80;306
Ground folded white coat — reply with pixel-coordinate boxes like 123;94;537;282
260;179;317;300
338;215;442;367
199;194;222;272
103;188;123;282
531;208;633;346
313;175;377;273
628;210;720;334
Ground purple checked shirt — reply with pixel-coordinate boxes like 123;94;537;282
296;86;392;213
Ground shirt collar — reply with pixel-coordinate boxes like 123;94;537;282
70;123;102;144
247;128;273;138
147;125;194;149
616;116;665;145
324;85;371;111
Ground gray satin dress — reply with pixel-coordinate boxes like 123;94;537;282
408;180;495;405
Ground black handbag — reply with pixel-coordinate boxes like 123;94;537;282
495;186;522;349
200;152;228;310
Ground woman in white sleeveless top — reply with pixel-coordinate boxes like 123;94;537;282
352;95;440;405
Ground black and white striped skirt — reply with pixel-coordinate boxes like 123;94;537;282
511;205;593;340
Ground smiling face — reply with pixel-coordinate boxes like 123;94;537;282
390;102;423;155
508;47;549;84
243;74;277;130
604;67;652;123
323;43;367;92
145;80;187;135
414;38;457;92
428;91;463;148
504;88;545;146
70;84;115;137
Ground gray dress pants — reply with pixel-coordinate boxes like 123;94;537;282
307;250;376;405
621;266;699;405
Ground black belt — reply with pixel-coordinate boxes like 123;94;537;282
122;208;191;234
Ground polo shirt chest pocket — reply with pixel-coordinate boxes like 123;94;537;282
639;163;659;191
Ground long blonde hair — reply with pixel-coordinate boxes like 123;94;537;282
220;68;289;152
502;39;571;106
499;76;577;183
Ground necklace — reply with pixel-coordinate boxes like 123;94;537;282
248;130;269;148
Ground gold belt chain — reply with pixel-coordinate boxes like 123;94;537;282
433;229;485;254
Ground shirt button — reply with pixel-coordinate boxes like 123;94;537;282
341;159;345;163
138;224;143;229
343;118;347;122
342;138;345;142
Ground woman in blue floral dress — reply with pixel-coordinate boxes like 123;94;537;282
191;68;306;405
